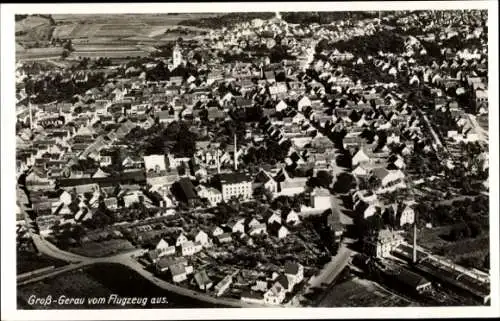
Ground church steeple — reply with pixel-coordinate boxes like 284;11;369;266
173;42;182;69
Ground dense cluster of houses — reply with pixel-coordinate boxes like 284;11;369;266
15;10;488;304
144;228;305;304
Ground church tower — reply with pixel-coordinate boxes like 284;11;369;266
173;43;182;69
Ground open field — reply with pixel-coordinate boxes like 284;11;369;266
17;251;66;275
18;267;113;309
18;263;224;309
16;16;51;33
72;44;141;52
317;277;416;307
51;23;77;39
17;47;64;60
51;14;219;40
52;13;222;25
17;13;215;61
69;50;150;59
66;239;135;258
404;226;489;269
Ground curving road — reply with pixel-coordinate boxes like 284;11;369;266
17;184;272;308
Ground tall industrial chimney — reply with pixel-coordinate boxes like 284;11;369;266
28;99;33;130
216;149;220;174
234;133;238;171
412;222;417;263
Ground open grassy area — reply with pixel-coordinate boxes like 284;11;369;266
51;14;218;41
405;226;490;270
67;239;135;258
317;277;416;307
52;13;221;25
17;251;66;275
18;268;114;309
18;263;224;309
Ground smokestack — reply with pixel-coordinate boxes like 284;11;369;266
216;149;220;174
413;222;417;263
234;133;238;171
29;99;33;130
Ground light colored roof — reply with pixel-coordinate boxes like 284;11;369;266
156;239;169;249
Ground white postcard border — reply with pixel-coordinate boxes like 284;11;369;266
1;1;499;320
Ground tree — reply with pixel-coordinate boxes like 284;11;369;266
469;221;482;238
177;162;187;176
483;253;490;269
61;49;69;59
333;172;356;193
63;39;74;52
366;213;384;233
316;170;333;188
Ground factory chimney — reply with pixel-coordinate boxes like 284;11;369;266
28;99;33;130
412;222;417;263
216;149;220;174
234;133;238;171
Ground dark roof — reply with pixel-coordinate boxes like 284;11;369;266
217;173;251;185
176;178;198;200
391;267;430;289
327;208;343;230
276;274;289;289
58;170;145;187
157;110;174;119
156;256;176;269
217;233;232;240
234;96;253;107
371;167;390;180
194;270;212;286
169;263;187;276
284;262;301;275
147;249;160;261
240;290;264;300
254;170;273;184
265;71;275;80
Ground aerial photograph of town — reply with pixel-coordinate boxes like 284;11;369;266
13;8;492;310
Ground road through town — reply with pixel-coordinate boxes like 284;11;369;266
18;184;270;308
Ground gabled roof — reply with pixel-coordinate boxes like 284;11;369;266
194;270;212;286
264;71;275;80
217;173;251;184
274;274;289;291
371;167;390;180
169;262;186;276
254;169;274;184
92;168;110;178
284;262;301;275
156;239;169;249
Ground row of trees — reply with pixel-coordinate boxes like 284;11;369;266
281;11;377;25
123;121;197;158
177;12;275;28
23;71;108;104
242;138;292;167
415;194;488;230
321;29;405;58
